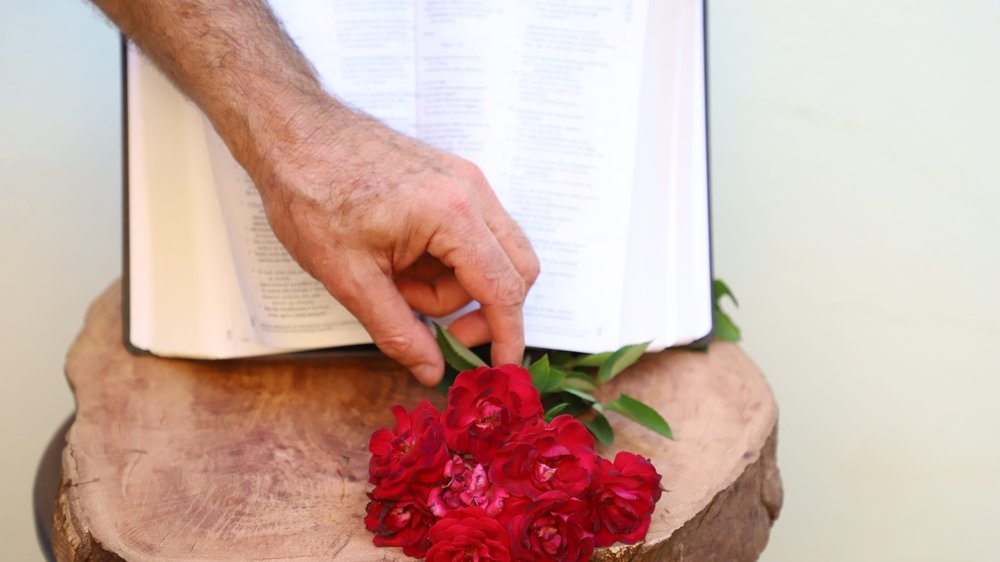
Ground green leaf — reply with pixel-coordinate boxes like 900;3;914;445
558;374;598;393
712;278;739;307
566;370;596;382
597;342;651;383
561;388;598;403
711;278;742;342
604;394;673;440
582;413;614;446
543;402;570;421
543;396;593;417
434;323;486;371
529;356;566;393
528;354;550;385
547;351;575;366
713;308;742;342
574;351;614;368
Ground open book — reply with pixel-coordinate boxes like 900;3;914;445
125;0;712;359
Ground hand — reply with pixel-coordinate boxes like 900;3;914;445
248;96;540;386
87;0;535;385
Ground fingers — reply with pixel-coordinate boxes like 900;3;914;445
446;308;492;348
418;164;540;367
478;192;541;295
327;258;444;386
479;217;539;364
395;273;472;317
401;254;451;279
430;217;528;367
394;200;539;364
395;256;473;317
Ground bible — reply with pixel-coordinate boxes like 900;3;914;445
125;0;712;359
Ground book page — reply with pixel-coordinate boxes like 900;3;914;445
136;1;707;358
204;128;372;349
128;46;286;358
195;0;420;349
511;1;649;352
274;0;417;134
194;0;699;355
416;1;517;185
416;0;650;352
666;0;712;343
620;0;711;348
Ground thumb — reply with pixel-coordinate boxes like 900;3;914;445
326;260;444;386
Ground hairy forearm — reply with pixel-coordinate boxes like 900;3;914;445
92;0;349;175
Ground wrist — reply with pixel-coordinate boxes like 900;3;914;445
238;89;362;199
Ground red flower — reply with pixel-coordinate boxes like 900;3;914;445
364;495;435;557
490;414;597;498
369;400;449;499
365;363;667;560
428;455;509;517
425;507;513;561
442;365;543;459
588;452;663;547
502;493;594;562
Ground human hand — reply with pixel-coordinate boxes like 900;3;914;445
246;96;540;386
88;0;535;385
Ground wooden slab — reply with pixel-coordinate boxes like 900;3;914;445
53;283;781;562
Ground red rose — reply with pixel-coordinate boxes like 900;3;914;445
588;452;663;547
425;507;513;561
369;400;449;499
364;495;435;557
490;414;597;498
428;455;509;517
502;493;594;562
442;364;543;459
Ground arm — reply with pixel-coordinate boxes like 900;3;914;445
93;0;539;384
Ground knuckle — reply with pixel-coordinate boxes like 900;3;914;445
434;185;474;217
445;157;494;195
374;332;416;359
493;268;528;306
450;157;486;183
464;164;490;189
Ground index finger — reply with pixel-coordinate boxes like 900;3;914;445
431;219;527;366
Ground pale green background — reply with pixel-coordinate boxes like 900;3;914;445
2;1;998;560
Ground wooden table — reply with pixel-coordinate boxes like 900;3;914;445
50;284;782;561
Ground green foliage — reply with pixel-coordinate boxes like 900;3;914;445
560;387;599;404
604;393;674;440
434;323;486;371
434;279;744;442
528;355;566;393
596;342;651;383
573;351;614;368
434;328;674;446
559;372;598;392
712;279;742;342
583;412;614;446
542;402;570;422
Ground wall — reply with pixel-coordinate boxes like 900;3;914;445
0;2;120;559
708;1;1000;560
2;0;998;560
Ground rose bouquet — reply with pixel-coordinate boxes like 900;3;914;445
365;363;663;561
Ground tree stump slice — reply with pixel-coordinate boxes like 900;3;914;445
53;283;782;562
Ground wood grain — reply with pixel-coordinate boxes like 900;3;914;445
53;283;781;561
